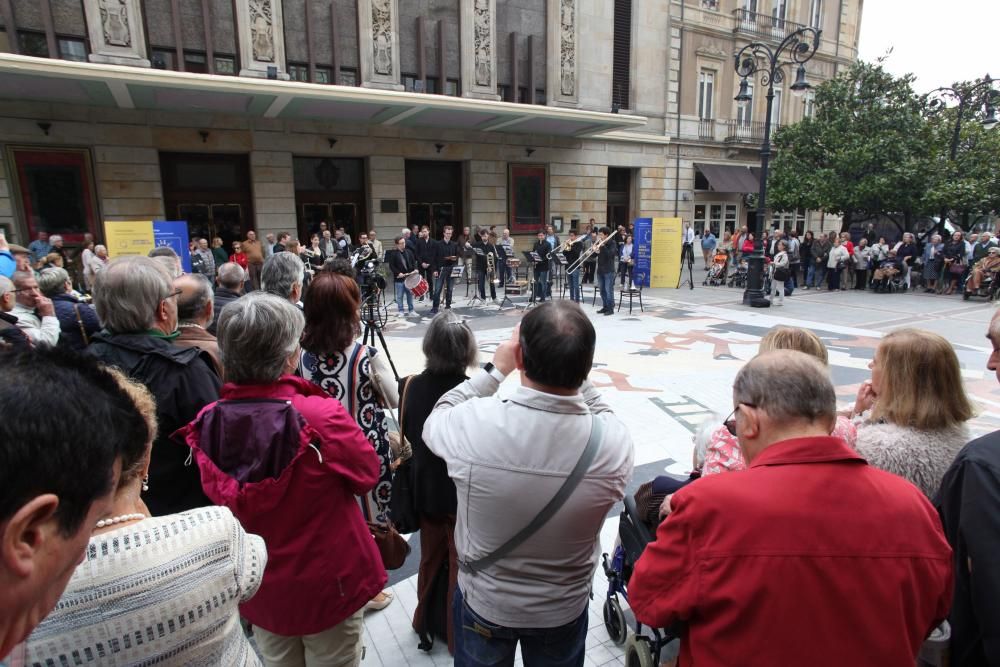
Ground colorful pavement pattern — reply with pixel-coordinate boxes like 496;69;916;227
359;285;997;666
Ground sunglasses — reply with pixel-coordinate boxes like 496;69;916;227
724;402;757;436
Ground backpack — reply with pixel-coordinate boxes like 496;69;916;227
416;559;450;651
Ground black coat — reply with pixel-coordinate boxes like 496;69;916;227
0;311;29;351
398;372;466;517
51;293;101;352
210;287;242;335
935;430;1000;667
597;238;617;274
388;247;417;282
88;332;221;515
532;240;551;272
433;239;460;273
415;238;436;268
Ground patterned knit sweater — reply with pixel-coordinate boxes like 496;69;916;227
25;506;266;666
854;420;970;498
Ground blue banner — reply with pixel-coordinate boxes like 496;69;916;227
633;217;652;287
153;220;191;273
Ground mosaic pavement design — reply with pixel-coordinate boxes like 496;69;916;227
360;288;997;666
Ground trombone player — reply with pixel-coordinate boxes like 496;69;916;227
563;230;584;303
596;227;618;315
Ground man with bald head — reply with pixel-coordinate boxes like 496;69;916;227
173;272;221;376
935;310;1000;665
630;351;952;666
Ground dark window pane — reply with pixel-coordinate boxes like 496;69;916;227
215;56;236;75
19;32;49;58
315;66;332;84
425;76;438;94
289;63;309;82
339;68;358;86
23;165;88;234
152;49;174;70
185;51;208;73
445;79;459;96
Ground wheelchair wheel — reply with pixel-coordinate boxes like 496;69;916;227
625;633;655;667
603;596;628;646
963;290;971;300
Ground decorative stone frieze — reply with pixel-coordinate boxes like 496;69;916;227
235;0;289;79
547;0;579;107
358;0;404;90
460;0;499;100
83;0;151;67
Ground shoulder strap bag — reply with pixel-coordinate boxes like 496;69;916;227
389;375;419;535
459;413;604;574
72;304;90;347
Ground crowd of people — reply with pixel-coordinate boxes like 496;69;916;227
697;222;1000;299
2;219;1000;667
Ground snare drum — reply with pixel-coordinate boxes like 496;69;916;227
404;273;430;298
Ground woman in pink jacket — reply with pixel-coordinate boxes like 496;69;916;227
177;292;386;666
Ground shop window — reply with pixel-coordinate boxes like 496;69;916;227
58;37;87;62
694;203;738;236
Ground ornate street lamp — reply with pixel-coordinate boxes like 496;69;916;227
733;28;821;307
925;75;999;232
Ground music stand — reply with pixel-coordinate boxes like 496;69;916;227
468;248;486;307
521;251;540;309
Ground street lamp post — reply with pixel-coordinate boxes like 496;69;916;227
733;28;821;307
926;76;999;233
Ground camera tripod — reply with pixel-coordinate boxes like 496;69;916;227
677;244;695;290
360;287;400;382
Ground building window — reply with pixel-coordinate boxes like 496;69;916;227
215;55;236;75
509;165;547;233
694;203;739;236
773;208;806;234
736;80;754;125
701;0;719;9
698;70;715;120
497;84;511;101
770;88;782;127
184;51;208;73
315;65;332;84
402;73;418;91
803;91;816;119
151;49;174;70
518;86;529;103
445;79;460;96
18;31;49;58
772;0;786;24
809;0;822;29
612;0;632;110
58;37;87;62
535;88;546;104
425;76;439;94
289;63;310;82
339;67;358;86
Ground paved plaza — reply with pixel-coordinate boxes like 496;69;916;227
358;282;997;666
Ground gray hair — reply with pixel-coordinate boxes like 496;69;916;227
38;267;70;296
217;292;304;384
692;413;722;471
0;275;13;296
217;262;246;290
152;255;183;279
93;256;172;333
423;311;479;375
95;244;107;255
733;351;836;428
261;252;304;299
176;273;214;324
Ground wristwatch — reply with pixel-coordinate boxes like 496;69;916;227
483;362;506;383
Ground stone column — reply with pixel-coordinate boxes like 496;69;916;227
358;0;404;91
546;0;579;107
234;0;290;79
82;0;151;67
460;0;500;100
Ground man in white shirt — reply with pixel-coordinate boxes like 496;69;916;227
10;271;59;347
424;301;634;665
682;222;696;267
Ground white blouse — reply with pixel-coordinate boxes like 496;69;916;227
26;506;266;666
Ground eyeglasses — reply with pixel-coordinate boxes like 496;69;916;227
12;286;40;293
724;402;757;436
163;288;183;300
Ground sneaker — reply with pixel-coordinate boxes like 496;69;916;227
429;308;438;315
603;310;613;316
408;310;416;317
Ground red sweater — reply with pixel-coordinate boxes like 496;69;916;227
629;436;953;667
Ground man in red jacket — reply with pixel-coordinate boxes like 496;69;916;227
629;351;953;667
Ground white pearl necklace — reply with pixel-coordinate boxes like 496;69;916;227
95;513;146;529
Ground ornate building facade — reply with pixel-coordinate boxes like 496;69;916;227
0;0;860;249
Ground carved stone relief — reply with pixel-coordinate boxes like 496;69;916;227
559;0;576;97
372;0;393;76
99;0;131;47
473;0;492;87
249;0;275;63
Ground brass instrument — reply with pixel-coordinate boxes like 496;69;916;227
486;250;500;285
567;230;619;275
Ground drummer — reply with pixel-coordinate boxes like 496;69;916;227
431;225;460;315
389;235;418;317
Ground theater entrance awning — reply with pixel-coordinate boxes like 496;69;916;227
694;163;760;193
0;54;648;138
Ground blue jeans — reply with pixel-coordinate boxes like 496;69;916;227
598;271;615;311
533;270;548;302
807;262;826;287
567;270;581;302
453;588;587;667
433;272;455;309
394;281;414;313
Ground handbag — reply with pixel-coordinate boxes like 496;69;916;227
948;261;966;276
459;414;604;574
773;265;790;282
366;346;410;462
72;304;90;346
389;375;420;535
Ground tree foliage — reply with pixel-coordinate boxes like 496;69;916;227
767;61;999;231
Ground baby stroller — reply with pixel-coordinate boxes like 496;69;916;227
727;258;749;288
601;489;681;666
702;249;729;286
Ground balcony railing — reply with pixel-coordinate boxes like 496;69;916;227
698;118;716;140
724;119;775;144
732;8;807;40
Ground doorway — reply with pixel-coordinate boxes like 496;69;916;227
405;160;463;238
160;153;253;246
293;157;367;241
607;167;632;230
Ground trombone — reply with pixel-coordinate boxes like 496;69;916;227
566;230;618;275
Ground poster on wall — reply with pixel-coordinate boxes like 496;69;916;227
650;217;683;288
103;220;192;273
632;217;652;288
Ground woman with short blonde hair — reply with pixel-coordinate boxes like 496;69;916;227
852;328;974;497
758;325;828;364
